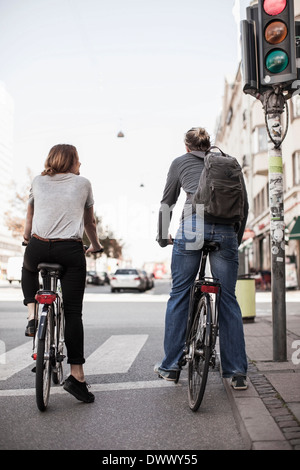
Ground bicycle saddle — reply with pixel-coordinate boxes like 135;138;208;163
203;241;220;252
38;263;63;273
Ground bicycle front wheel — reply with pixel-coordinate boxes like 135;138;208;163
188;294;212;411
36;305;54;411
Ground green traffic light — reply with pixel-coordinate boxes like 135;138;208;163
265;49;289;73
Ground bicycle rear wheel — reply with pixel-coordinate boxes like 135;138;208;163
36;305;54;411
188;294;212;411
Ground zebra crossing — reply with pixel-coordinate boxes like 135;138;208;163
0;334;149;381
0;334;175;397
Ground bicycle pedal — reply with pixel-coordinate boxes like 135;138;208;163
56;354;66;362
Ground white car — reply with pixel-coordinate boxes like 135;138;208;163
110;269;147;292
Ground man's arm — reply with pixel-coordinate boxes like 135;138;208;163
157;160;181;247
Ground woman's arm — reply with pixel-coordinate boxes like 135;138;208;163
84;206;103;253
23;203;34;243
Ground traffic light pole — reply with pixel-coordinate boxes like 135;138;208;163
262;87;287;362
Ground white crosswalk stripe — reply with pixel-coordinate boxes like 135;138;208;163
0;334;148;382
0;379;178;397
0;340;33;381
84;334;148;375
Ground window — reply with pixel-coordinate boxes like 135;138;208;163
292;95;300;118
293;151;300;185
254;184;269;218
226;107;233;125
253;126;268;154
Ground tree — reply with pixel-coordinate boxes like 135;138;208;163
83;214;123;259
4;169;32;238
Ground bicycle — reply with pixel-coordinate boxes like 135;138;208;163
32;262;65;411
23;243;103;411
177;240;221;412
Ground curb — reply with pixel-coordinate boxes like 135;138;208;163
223;363;300;450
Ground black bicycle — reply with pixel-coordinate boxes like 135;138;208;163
32;262;65;411
177;241;221;412
26;243;104;411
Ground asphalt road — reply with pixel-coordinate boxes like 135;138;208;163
0;280;247;451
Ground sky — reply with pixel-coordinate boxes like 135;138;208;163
0;0;251;266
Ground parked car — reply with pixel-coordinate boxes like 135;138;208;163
141;270;155;290
7;257;23;284
86;270;105;285
110;268;147;292
100;271;110;284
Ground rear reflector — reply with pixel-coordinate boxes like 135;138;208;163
35;293;56;304
201;285;219;294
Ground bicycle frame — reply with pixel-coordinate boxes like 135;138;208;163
33;265;62;342
185;244;221;351
179;241;221;410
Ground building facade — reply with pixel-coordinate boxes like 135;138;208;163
215;0;300;287
0;82;21;278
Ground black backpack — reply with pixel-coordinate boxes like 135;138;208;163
193;146;245;221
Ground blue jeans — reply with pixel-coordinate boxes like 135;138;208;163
160;221;248;378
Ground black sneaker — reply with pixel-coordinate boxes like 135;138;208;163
63;375;95;403
25;319;37;337
230;375;248;390
154;363;179;382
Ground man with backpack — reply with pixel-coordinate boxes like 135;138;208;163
155;127;248;390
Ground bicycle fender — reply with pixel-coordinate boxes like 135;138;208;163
38;306;48;340
204;294;212;347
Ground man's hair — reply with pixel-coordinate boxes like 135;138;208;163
184;127;210;152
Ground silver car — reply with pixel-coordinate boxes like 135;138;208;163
110;268;147;292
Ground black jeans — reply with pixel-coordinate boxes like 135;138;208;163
22;237;87;365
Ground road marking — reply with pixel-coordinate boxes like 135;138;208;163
0;379;182;397
0;289;169;303
0;340;33;381
0;335;148;381
83;293;169;303
84;334;148;375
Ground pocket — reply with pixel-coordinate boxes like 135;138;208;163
206;180;243;219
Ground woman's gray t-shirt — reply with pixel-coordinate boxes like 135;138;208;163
29;173;94;239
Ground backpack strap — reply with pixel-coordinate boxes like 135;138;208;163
205;146;226;157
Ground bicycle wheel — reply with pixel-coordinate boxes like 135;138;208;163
36;305;54;411
187;294;212;411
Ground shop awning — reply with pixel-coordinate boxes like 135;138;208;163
289;217;300;240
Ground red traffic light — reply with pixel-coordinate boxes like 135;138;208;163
263;0;286;16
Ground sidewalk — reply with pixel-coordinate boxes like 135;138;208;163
224;289;300;450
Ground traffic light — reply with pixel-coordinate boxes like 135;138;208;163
257;0;296;87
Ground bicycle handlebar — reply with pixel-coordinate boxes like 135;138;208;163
83;245;104;254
